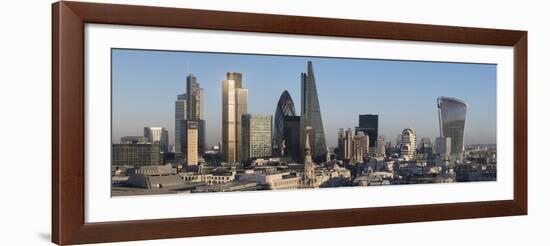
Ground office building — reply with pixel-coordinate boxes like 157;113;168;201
300;61;327;162
186;121;199;166
377;135;386;157
400;128;417;160
242;114;273;160
435;136;452;167
186;74;204;120
337;128;346;160
437;96;468;163
144;127;169;152
355;114;378;154
418;137;434;161
222;72;248;163
352;132;369;163
273;90;297;156
112;142;161;168
179;74;206;156
282;115;301;161
120;136;148;144
174;93;187;153
338;128;368;163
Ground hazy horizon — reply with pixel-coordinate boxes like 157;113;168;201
111;48;497;148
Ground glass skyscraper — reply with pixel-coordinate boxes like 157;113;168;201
187;74;205;155
273;90;297;156
222;72;248;163
437;96;468;163
300;61;327;162
174;93;187;153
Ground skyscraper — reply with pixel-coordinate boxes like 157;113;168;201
222;72;248;164
174;93;187;153
437;96;467;163
400;128;416;160
273;90;297;156
300;61;327;162
337;128;345;160
355;114;378;154
184;74;206;155
186;74;204;121
186;121;199;166
144;127;168;152
242;114;273;160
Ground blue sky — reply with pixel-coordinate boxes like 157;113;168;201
112;48;497;147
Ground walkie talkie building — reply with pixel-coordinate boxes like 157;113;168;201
437;96;468;163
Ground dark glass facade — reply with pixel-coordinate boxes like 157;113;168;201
355;114;378;151
283;115;301;161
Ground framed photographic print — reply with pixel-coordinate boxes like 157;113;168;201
52;1;527;245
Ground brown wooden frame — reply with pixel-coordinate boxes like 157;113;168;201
52;1;527;245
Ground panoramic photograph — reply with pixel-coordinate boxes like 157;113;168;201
110;49;497;196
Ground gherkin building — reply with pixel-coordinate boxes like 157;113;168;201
300;61;327;162
273;90;297;155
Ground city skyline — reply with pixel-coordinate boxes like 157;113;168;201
112;48;497;147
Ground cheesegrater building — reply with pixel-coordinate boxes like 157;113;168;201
299;61;327;163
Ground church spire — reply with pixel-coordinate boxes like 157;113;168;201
302;127;316;186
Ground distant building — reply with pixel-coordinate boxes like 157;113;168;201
400;128;416;160
112;142;161;168
437;96;467;163
144;127;169;152
339;128;368;163
222;72;248;164
337;128;346;160
342;128;354;160
300;61;327;162
283;115;301;161
174;93;187;153
273;90;297;156
418;137;434;161
126;164;183;189
120;136;148;144
186;121;199;166
242;114;273;160
352;132;369;163
356;114;378;154
435;136;451;167
377;136;386;157
238;171;300;190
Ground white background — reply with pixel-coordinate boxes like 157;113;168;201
0;0;547;245
85;24;514;223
